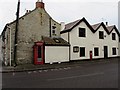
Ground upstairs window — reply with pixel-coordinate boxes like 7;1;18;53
99;31;104;39
52;30;55;34
112;48;117;55
112;33;116;40
79;28;86;37
52;25;56;36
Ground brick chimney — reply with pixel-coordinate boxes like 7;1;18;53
36;0;44;9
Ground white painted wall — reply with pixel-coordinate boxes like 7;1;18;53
70;21;94;60
45;46;69;63
119;42;120;57
61;32;69;42
67;21;119;61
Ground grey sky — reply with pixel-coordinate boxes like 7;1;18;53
0;0;119;34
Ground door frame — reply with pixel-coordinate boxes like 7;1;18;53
104;46;108;59
33;42;44;65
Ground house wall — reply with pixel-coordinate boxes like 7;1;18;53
3;8;61;65
68;21;119;61
0;36;3;61
45;46;69;63
70;21;94;60
61;32;69;42
119;42;120;57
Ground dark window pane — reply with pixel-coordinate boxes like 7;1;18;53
99;31;104;39
112;48;116;55
80;47;85;57
112;33;116;40
79;28;86;37
38;46;41;58
94;48;99;56
52;30;55;34
73;46;79;53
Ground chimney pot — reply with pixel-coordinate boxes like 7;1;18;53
106;22;108;26
36;1;44;9
60;22;65;31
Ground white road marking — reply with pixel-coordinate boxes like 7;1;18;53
28;72;32;74
48;72;104;81
51;69;58;71
12;72;15;76
44;70;48;72
39;70;42;73
51;69;54;71
54;69;58;71
66;67;71;69
63;68;68;70
33;71;37;73
58;68;63;70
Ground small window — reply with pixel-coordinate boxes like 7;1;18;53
112;33;116;40
99;31;104;39
79;28;86;37
73;46;79;53
80;47;85;57
94;48;99;56
53;38;60;43
52;30;55;34
112;48;117;55
52;26;56;29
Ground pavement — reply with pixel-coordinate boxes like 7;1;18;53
1;57;120;73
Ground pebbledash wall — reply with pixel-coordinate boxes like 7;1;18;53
61;18;120;61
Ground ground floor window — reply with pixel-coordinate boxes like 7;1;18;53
94;47;99;56
73;46;79;53
80;47;85;57
112;48;117;55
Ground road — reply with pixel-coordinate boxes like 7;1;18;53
2;58;118;88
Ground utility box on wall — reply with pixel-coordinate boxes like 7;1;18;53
33;41;44;65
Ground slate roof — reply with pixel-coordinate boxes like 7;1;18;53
107;25;120;36
61;17;94;34
64;19;80;31
91;23;101;30
61;17;120;36
106;25;114;33
42;36;70;46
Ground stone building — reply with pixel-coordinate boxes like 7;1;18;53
1;1;69;65
0;35;3;62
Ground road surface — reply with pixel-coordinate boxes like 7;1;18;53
2;58;118;88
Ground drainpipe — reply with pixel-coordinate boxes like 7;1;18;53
49;17;52;37
6;25;12;66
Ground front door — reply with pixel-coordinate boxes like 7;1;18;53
104;46;108;59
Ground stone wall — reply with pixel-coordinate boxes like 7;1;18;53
3;8;61;65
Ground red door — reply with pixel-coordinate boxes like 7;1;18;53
33;42;44;65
